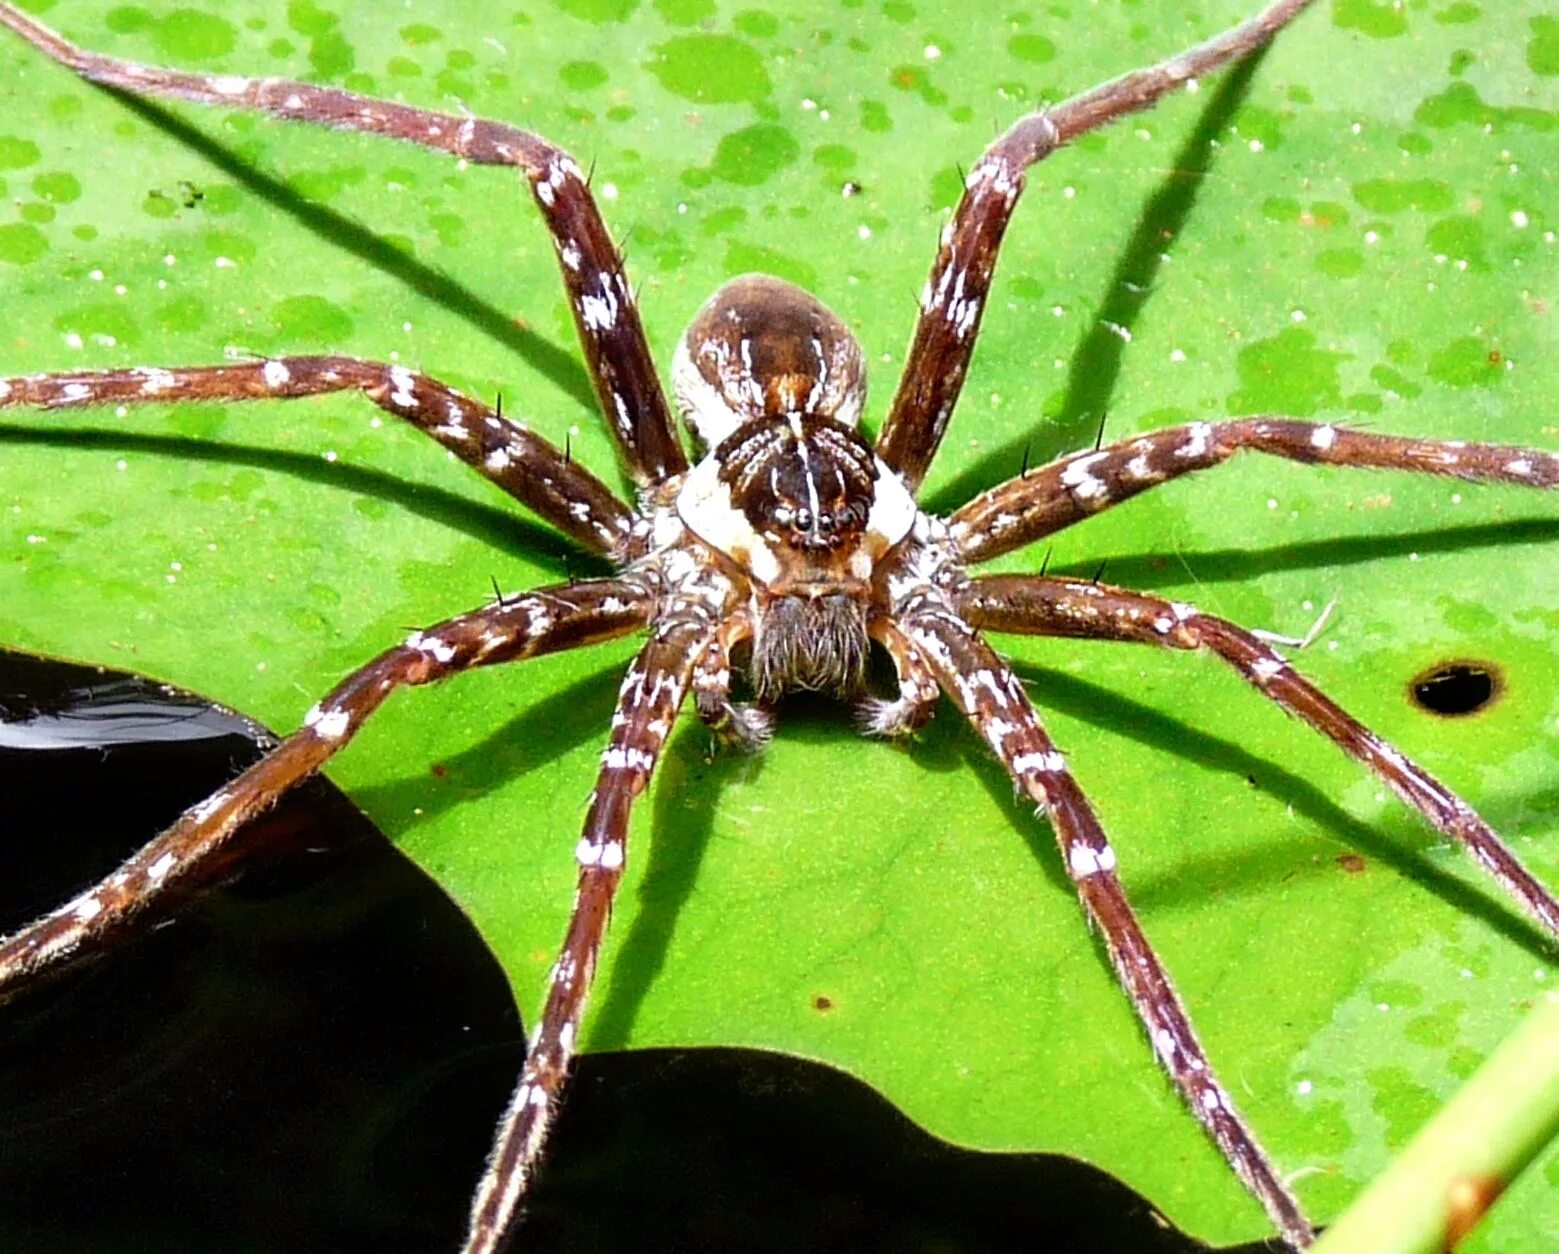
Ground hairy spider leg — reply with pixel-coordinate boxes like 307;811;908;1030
958;576;1559;939
0;2;686;487
875;0;1319;490
896;598;1314;1250
465;606;718;1254
858;617;941;737
951;418;1559;564
3;1;1553;1251
690;612;776;752
0;581;651;1001
0;358;635;556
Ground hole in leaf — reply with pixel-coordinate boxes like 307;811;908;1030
1408;660;1502;717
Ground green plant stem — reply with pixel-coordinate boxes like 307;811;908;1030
1310;990;1559;1254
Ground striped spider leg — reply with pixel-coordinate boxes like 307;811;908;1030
0;576;654;996
953;574;1559;934
1;1;1554;1253
0;0;688;489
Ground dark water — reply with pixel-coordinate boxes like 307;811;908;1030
0;649;1283;1254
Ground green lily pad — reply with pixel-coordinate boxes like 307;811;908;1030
1;2;1555;1248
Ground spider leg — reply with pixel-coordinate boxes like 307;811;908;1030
950;419;1558;564
959;574;1559;939
465;607;717;1254
0;2;687;486
856;617;940;737
691;613;774;752
0;357;636;557
898;601;1313;1250
0;578;650;1002
874;0;1317;491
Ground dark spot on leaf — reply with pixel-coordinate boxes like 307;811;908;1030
1409;660;1502;717
812;993;834;1012
1335;853;1367;875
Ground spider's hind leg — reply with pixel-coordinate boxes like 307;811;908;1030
896;599;1315;1250
958;574;1559;940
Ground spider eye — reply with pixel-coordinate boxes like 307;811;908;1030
673;273;866;450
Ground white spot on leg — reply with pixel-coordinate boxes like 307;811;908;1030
1067;841;1117;879
1124;454;1160;481
1011;749;1067;775
302;702;351;739
1250;655;1288;684
146;851;178;882
579;284;620;333
262;360;291;389
1174;422;1214;460
70;894;103;922
405;631;457;664
389;365;417;409
186;789;230;825
1059;451;1111;502
1310;424;1337;451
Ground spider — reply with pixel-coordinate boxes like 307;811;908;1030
1;0;1556;1250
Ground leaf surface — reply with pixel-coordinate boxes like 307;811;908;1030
1;1;1555;1246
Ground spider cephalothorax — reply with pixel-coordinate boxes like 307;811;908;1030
1;2;1555;1253
672;275;916;701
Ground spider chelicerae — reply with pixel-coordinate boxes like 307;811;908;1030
2;0;1556;1250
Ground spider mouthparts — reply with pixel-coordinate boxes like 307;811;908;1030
751;592;868;699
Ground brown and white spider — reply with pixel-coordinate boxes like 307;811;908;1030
1;0;1556;1250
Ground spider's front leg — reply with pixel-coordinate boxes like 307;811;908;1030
0;579;650;1001
855;618;940;738
950;419;1559;563
0;358;635;557
875;0;1317;491
896;598;1314;1250
691;612;774;752
465;602;718;1254
0;1;687;487
958;574;1559;939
